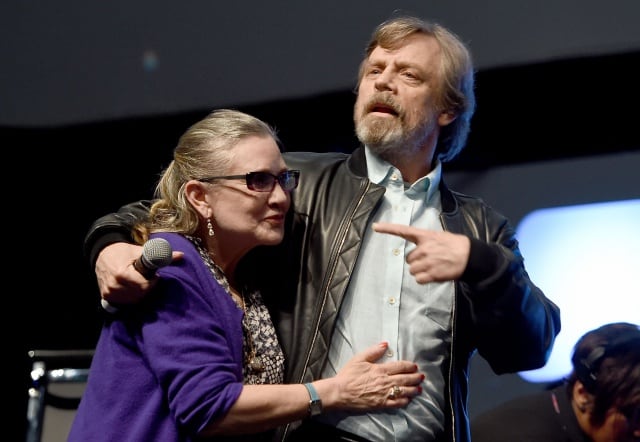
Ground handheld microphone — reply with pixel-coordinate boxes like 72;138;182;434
133;237;174;280
102;238;173;313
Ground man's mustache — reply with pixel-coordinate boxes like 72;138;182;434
365;94;403;117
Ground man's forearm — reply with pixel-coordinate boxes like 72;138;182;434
83;200;153;268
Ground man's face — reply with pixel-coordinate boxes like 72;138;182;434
354;33;448;157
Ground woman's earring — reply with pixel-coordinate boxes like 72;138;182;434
207;218;215;237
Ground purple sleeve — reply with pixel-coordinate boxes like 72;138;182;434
142;233;245;434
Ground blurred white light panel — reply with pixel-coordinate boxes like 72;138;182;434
516;199;640;383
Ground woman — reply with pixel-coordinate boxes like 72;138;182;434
69;109;423;441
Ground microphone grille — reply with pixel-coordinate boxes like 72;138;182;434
142;238;173;269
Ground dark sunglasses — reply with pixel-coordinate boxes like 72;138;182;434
199;170;300;192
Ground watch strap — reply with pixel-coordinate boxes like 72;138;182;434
303;382;323;416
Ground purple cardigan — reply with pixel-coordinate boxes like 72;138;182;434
69;232;245;441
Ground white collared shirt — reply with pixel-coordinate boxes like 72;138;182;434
318;147;454;441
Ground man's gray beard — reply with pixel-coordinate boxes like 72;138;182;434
356;116;423;164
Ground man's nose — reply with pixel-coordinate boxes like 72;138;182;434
374;69;396;91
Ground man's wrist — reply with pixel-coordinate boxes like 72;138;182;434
86;232;132;269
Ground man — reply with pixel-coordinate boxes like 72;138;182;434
85;15;560;442
471;322;640;442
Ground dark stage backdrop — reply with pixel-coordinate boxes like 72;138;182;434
2;0;640;127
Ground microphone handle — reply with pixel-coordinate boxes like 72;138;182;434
133;255;158;280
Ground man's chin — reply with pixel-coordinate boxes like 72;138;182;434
358;127;403;147
358;118;394;141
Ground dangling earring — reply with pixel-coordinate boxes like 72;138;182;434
207;218;215;237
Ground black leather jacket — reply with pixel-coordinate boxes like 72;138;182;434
85;146;560;442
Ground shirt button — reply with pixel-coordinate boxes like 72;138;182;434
389;297;396;305
386;349;394;358
392;248;400;256
391;173;398;180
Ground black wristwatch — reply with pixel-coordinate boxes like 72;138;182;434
303;383;323;416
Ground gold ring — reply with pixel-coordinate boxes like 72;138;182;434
388;385;402;399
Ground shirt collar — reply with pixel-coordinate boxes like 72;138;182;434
364;145;442;200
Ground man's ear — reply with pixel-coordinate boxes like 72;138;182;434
573;380;591;413
438;110;457;126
